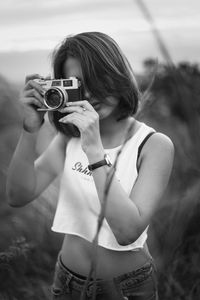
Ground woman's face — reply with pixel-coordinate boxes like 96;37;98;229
63;57;119;120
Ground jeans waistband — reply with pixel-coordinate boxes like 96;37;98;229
57;252;153;297
116;260;153;290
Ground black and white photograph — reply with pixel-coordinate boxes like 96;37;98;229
0;1;200;299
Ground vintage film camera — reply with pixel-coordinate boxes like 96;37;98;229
35;77;82;111
35;77;82;136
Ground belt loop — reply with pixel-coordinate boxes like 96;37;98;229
86;280;104;298
65;272;73;293
86;281;94;298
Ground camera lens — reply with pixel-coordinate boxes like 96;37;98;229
44;88;67;109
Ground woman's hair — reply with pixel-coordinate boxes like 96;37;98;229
50;32;141;135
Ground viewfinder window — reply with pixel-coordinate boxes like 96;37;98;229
51;81;61;86
63;80;72;87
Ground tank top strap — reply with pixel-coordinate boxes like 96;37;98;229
137;132;156;160
136;131;156;171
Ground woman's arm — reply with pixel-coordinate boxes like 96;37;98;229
89;133;174;246
6;131;67;207
6;74;68;207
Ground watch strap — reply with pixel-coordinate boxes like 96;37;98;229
88;154;112;171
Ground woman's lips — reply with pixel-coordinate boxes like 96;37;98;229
92;102;101;110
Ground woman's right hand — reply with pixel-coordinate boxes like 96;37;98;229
21;74;46;133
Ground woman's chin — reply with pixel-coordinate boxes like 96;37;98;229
98;111;117;122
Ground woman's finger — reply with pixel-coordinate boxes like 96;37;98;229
66;100;94;112
25;97;43;108
25;74;43;84
59;112;85;123
59;113;85;131
43;74;51;80
24;89;44;103
58;106;87;115
24;79;46;95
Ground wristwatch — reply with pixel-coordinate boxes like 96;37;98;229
88;154;112;171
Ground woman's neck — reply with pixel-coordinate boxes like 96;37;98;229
99;116;137;149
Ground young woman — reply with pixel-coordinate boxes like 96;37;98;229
6;32;174;300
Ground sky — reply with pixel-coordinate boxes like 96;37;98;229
0;0;200;84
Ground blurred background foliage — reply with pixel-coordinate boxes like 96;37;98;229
0;60;200;299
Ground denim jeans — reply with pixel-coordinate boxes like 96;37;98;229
51;253;158;300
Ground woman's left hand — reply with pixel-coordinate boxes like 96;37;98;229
59;100;104;156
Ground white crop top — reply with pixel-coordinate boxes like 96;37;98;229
52;122;155;251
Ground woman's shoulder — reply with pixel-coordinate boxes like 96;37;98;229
142;130;175;163
150;131;174;150
135;129;174;182
138;121;174;148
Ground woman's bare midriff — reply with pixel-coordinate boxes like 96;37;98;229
60;234;151;279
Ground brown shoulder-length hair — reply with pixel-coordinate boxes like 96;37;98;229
50;32;140;135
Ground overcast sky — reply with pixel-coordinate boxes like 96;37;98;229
0;0;200;83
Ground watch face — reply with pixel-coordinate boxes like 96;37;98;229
105;154;112;167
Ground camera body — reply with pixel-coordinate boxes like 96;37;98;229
35;77;82;111
35;77;82;137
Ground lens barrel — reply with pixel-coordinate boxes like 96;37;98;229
44;87;68;109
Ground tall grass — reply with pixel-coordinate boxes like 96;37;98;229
139;61;200;300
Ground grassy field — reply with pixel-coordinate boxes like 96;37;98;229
0;62;200;299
